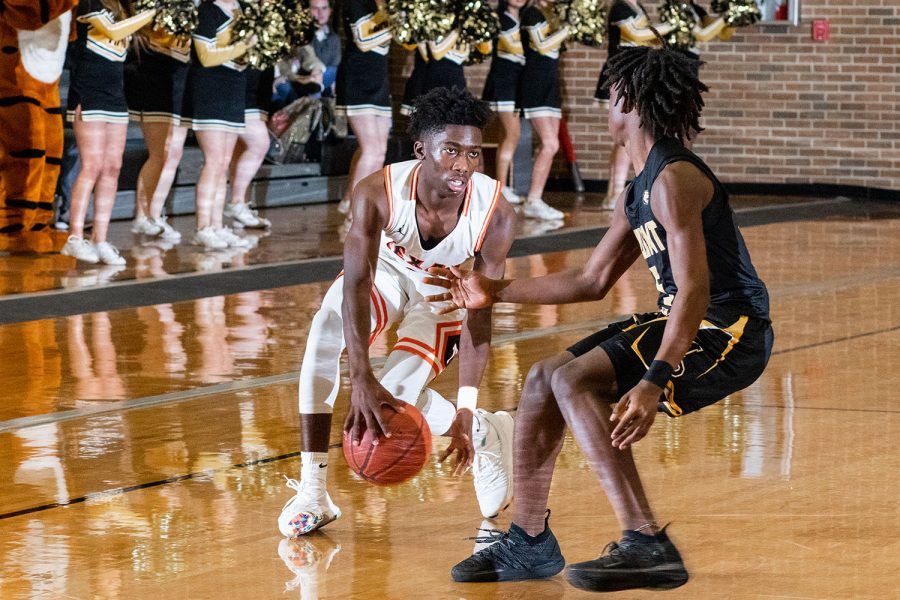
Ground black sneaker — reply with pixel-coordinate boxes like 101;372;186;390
565;525;689;592
451;517;565;582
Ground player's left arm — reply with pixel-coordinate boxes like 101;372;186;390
611;162;712;449
439;195;516;474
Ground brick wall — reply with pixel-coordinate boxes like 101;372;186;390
387;1;900;191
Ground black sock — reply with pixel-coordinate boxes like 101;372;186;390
623;529;659;544
510;522;550;545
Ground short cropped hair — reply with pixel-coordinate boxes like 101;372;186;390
604;46;709;142
408;87;493;140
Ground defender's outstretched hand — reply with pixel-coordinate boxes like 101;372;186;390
424;266;499;314
438;408;475;476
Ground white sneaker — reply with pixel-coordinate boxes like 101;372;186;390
337;197;351;214
95;264;126;283
60;235;99;263
94;241;126;266
278;537;342;594
278;477;342;538
225;202;271;229
471;409;515;519
152;216;182;242
501;186;522;205
522;198;565;221
131;216;163;236
192;226;228;250
600;195;617;211
214;226;254;249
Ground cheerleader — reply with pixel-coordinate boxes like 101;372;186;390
424;29;469;93
399;29;481;117
593;0;672;208
482;0;527;204
223;66;275;229
334;0;392;214
399;43;428;117
182;0;255;250
518;0;567;220
63;0;156;264
127;22;191;243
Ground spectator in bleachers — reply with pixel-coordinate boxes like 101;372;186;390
309;0;340;96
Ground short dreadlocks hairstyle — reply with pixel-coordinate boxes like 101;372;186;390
408;87;493;140
603;46;709;142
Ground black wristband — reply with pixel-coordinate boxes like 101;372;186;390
642;360;674;389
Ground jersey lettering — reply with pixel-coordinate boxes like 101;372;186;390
633;220;666;259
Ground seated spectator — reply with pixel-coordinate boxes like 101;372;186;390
272;45;325;111
309;0;341;96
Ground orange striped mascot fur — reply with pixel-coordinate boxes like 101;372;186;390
0;0;77;253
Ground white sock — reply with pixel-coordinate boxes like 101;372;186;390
300;451;329;493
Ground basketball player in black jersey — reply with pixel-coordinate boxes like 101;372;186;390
428;46;774;591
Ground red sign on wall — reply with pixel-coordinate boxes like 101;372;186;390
812;19;830;42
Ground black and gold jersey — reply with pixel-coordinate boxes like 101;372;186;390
624;138;770;323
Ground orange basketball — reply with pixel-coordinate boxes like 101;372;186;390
342;404;432;485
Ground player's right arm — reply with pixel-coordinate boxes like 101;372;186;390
427;193;641;309
341;172;406;445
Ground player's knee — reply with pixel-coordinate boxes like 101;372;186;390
523;358;557;395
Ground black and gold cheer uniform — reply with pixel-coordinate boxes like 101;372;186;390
127;27;191;125
67;0;155;123
335;0;392;117
520;4;567;119
482;10;525;113
181;0;250;132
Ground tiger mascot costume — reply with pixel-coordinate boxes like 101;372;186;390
0;0;77;253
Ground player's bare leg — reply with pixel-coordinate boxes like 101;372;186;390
551;347;687;591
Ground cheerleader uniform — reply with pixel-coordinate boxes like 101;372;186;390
400;44;428;116
335;0;392;118
679;2;706;79
181;1;249;132
424;30;468;93
482;10;525;113
245;67;275;122
520;4;567;119
67;0;155;124
127;28;191;125
593;0;641;103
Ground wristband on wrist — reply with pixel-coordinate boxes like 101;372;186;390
457;386;478;413
642;360;674;389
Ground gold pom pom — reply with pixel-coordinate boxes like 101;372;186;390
711;0;761;27
457;0;500;64
281;0;318;48
135;0;197;41
232;1;288;69
660;1;697;49
387;0;455;45
555;0;608;48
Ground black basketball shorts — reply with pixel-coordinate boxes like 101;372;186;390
567;311;774;417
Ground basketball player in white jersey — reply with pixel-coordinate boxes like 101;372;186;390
278;87;518;537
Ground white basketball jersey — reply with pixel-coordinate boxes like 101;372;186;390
378;160;502;285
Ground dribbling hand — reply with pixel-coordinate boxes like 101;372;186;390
343;378;406;446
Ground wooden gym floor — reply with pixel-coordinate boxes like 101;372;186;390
0;194;898;599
